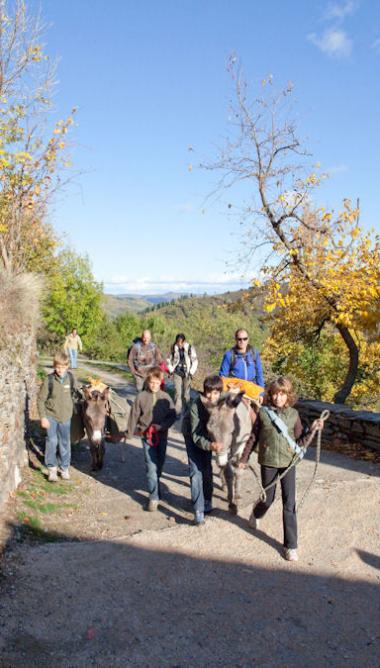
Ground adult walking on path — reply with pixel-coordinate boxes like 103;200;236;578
167;333;198;416
64;328;83;369
219;328;264;387
128;329;163;391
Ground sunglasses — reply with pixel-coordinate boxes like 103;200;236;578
236;337;248;341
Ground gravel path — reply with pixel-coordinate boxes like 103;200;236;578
0;365;379;667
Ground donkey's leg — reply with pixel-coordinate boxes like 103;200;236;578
223;464;237;514
90;442;97;471
219;467;227;491
98;440;105;470
234;466;243;502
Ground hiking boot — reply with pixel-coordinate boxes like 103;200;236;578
204;500;213;514
47;467;58;482
147;499;159;512
248;510;260;530
60;468;70;481
194;511;205;526
284;548;298;562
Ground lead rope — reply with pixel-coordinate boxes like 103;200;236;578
248;409;330;510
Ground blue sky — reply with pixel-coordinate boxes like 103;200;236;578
32;0;380;294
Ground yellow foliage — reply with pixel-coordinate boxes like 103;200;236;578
260;201;380;402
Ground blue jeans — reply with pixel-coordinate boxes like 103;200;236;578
45;417;71;469
185;437;213;513
68;348;77;369
142;437;167;501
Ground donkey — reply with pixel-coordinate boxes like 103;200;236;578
207;391;255;514
82;386;110;470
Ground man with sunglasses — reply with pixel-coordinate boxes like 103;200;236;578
219;329;264;387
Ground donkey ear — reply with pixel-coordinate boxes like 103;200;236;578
83;386;93;400
226;391;245;408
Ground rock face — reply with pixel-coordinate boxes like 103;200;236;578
0;330;37;508
297;399;380;452
0;273;40;509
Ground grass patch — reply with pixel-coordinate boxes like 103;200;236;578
17;512;42;530
24;499;61;514
28;469;73;495
15;513;63;543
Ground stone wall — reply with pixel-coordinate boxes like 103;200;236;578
0;273;40;509
297;399;380;452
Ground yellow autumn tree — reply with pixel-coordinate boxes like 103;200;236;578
262;205;380;405
0;0;75;274
203;58;379;402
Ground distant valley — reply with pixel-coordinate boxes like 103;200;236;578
102;291;188;317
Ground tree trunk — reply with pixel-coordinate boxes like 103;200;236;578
333;324;359;404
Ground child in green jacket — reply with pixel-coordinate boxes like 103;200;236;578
240;376;323;561
37;351;77;482
182;375;223;525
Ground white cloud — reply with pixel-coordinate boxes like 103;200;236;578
176;202;195;214
325;1;356;21
308;28;352;58
101;272;250;295
371;37;380;51
326;163;349;174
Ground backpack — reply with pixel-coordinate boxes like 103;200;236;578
48;371;75;400
127;337;143;360
47;372;82;433
229;347;257;375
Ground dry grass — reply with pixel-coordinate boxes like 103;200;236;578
0;272;42;338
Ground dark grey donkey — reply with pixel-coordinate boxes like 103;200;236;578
82;387;110;470
207;391;255;514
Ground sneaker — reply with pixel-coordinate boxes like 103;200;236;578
284;548;298;562
204;500;213;514
60;468;70;481
248;511;260;530
47;467;58;482
147;499;159;512
194;511;205;526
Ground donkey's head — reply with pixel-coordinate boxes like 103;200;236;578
82;387;110;444
207;391;252;467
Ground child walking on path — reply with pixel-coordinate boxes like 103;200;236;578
37;351;78;482
128;366;176;511
240;376;323;561
182;375;223;525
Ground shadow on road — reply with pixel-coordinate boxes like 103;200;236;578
0;522;379;667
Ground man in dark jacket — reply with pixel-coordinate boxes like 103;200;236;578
219;328;264;388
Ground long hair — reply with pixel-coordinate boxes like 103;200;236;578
265;376;297;407
171;333;186;355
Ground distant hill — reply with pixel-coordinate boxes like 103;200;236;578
117;291;189;304
146;288;266;317
142;288;267;387
102;294;152;317
103;291;199;317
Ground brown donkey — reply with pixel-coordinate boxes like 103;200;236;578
82;387;110;470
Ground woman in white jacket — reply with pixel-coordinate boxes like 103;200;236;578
167;333;198;417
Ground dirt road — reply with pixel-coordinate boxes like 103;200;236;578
0;365;379;667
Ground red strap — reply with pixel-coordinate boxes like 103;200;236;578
144;425;160;447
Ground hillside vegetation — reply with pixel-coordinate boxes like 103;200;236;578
86;289;267;388
102;292;194;318
102;294;152;317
